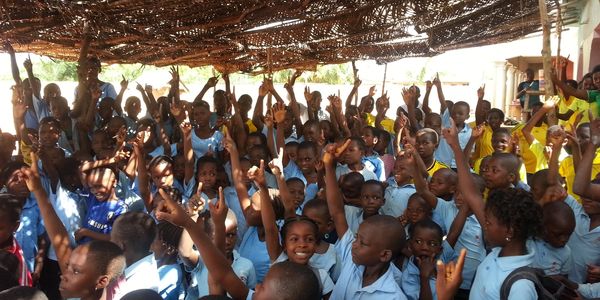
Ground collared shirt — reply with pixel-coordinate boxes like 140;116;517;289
401;241;456;300
47;182;84;261
433;199;485;290
435;109;472;168
331;230;407;300
344;205;365;238
191;250;257;297
363;154;387;182
335;164;378;181
469;240;538;300
115;254;160;299
283;160;319;204
381;180;416;218
578;282;600;299
239;227;270;283
15;194;45;272
310;242;341;282
157;263;184;300
566;195;600;283
426;160;449;178
529;238;571;276
190;129;223;158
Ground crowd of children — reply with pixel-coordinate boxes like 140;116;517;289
2;36;600;300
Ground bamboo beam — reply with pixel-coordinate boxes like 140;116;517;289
538;0;557;126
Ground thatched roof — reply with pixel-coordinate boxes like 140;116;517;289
0;0;561;73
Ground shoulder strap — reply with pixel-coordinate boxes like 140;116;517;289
499;266;544;300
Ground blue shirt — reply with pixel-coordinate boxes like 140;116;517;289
239;227;270;283
381;181;415;218
401;242;456;300
80;194;127;244
335;164;378;181
283;161;319;205
191;130;223;158
435;109;472;168
565;195;600;283
529;239;571;276
15;194;45;272
224;186;255;244
330;230;408;300
469;240;537;300
309;243;341;282
24;95;50;130
158;263;184;300
47;182;85;261
433;199;485;289
363;154;386;182
189;250;256;298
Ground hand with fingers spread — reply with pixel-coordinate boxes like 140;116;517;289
436;249;467;300
304;86;312;106
247;160;267;188
322;139;351;166
156;188;195;228
272;102;287;124
471;123;485;140
376;93;390;115
209;187;228;225
187;182;207;216
402;87;417;108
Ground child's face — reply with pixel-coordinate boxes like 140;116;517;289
360;184;384;216
424;116;442;136
483;209;510;248
125;99;141;117
197;163;217;190
483;158;513;189
543;218;575;248
39;123;60;147
429;170;455;197
410;227;443;259
91;134;113;159
451;105;469;125
393;159;411;185
341;176;363;200
416;134;437;158
373;134;389;154
245;136;263;154
248;148;268;167
191;106;211;127
5;169;30;198
351;222;386;266
50;100;68;119
296;148;316;174
287;181;306;208
582;197;600;216
87;170;116;201
486;112;503;130
406;196;430;225
302;124;321;144
173;156;185;182
593;72;600;90
224;220;238;256
0;215;18;246
150;162;174;189
361;128;378;148
59;245;103;298
283;221;317;265
492;133;511;153
303;207;332;237
577;126;591;149
239;160;253;187
285;145;298;163
343;141;363;165
320;121;333;141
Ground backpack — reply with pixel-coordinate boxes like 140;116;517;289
499;266;578;300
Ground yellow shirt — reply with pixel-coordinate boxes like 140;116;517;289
366;113;395;133
558;95;589;131
246;119;257;133
529;140;548;173
512;123;547;174
471;124;494;162
559;152;600;202
365;113;376;127
21;140;33;166
427;160;449;178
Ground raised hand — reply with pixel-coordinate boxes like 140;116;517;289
135;82;144;93
187;182;207;216
436;249;467;300
442;118;459;148
180;113;193;136
120;75;129;90
272;102;286;124
144;84;153;95
4;41;15;55
368;85;376;97
268;148;285;176
156;188;194;228
23;56;33;72
477;84;485;100
22;152;43;193
222;129;237;154
209;187;228;225
259;80;270;97
425;80;433;92
432;73;441;88
206;76;219;88
543;97;558;111
548;126;567;149
471;123;485;140
402;87;416;107
376;93;390;115
322;139;351;166
304;86;312;105
247;160;267;188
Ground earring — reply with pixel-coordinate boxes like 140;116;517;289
505;236;511;242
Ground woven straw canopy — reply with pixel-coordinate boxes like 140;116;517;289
0;0;555;73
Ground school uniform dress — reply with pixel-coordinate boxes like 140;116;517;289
435;109;472;168
190;129;223;158
363;154;387;182
239;227;270;283
529;238;571;275
469;240;538;300
381;180;416;218
565;195;600;283
401;241;457;300
330;230;408;300
577;282;600;299
433;199;486;290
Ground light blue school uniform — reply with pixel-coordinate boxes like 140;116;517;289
432;199;486;290
363;154;386;182
239;226;270;283
182;177;216;208
335;164;378;181
24;95;51;130
578;282;600;299
330;230;408;300
344;205;365;234
115;171;144;212
191;129;223;158
158;263;184;300
435;109;471;168
223;186;258;245
148;144;178;158
469;240;538;300
565;195;600;283
189;250;256;298
283;161;319;204
47;182;85;261
381;180;415;218
529;238;571;275
401;241;457;300
274;252;334;295
309;242;341;282
15;194;45;272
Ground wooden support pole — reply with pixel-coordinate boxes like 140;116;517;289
538;0;557;125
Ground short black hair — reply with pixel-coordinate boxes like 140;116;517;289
286;177;305;188
453;101;470;111
297;141;317;155
112;212;157;255
85;240;125;284
247;132;268;146
0;286;48;300
487;108;505;120
0;194;22;225
121;289;162;300
349;136;366;152
490;152;521;176
268;261;321;300
196;155;218;172
409;219;444;242
492;127;511;137
362;179;385;198
485;188;542;241
362;215;406;259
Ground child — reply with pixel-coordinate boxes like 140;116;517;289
362;126;386;181
339;172;365;207
521;99;559;173
159;186;324;300
472;108;504;162
76;166;127;243
444;121;542;299
335;137;378;181
373;129;395;178
323;140;409;299
482;153;524;191
415;128;448;178
190;100;224;158
435;92;472;168
283;141;320;203
19;154;126;300
381;157;415;218
302;199;341;281
0;195;32;286
428;169;457;202
151;221;184;300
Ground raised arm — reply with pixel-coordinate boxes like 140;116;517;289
252;80;269;132
23;153;72;273
156;190;249;300
405;144;438;209
551;70;589;101
540;128;568;204
255;160;284;262
181;119;195;184
433;74;447;114
522;98;555;145
345;76;361;108
446;204;470;248
374;94;389;131
132;134;152;212
270;151;297;219
422;81;433;115
443;119;485;225
193;76;218;104
402;87;420;133
573;119;600;200
23;57;41;100
323;140;351;237
113;76;127;116
474;85;486;126
5;42;22;85
209;187;228;254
